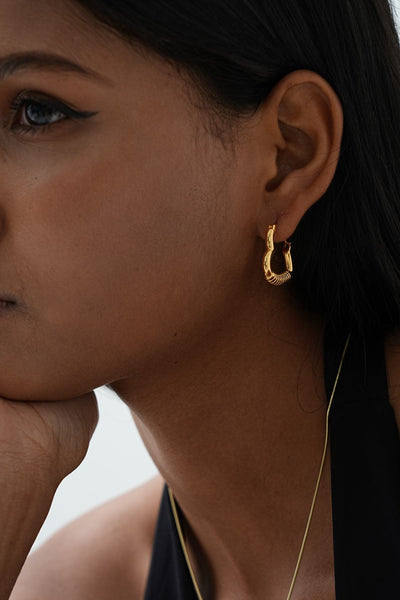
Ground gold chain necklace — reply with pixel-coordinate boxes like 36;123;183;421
168;333;351;600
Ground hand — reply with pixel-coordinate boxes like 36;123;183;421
0;393;99;487
0;393;98;599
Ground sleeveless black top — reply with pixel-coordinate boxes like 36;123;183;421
144;327;400;599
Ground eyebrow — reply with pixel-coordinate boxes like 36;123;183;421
0;51;113;85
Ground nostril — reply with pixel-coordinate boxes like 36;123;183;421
0;295;17;308
0;300;13;308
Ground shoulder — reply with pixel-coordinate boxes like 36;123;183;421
11;474;165;600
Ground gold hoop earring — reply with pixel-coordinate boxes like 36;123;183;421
263;224;293;286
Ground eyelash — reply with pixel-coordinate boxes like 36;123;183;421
9;93;95;136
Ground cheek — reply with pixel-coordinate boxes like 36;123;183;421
0;133;241;400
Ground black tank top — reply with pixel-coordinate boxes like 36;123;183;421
144;327;400;599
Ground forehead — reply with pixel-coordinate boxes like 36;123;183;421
0;0;141;85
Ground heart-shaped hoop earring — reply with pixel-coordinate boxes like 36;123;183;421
263;224;293;286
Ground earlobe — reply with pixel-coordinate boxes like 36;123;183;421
258;70;343;242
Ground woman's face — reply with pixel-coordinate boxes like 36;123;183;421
0;0;262;400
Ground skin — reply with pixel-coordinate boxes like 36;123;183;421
0;0;399;599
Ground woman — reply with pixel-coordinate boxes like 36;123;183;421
2;0;400;598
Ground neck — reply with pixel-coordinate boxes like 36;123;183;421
112;286;335;598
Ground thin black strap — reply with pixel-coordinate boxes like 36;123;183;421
144;485;198;600
326;326;400;598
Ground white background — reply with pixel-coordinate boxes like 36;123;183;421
33;1;400;551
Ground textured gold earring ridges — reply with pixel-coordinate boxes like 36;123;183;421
263;224;293;286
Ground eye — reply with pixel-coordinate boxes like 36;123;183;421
17;100;66;127
8;92;97;136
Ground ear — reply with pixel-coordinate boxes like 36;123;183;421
255;70;343;242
